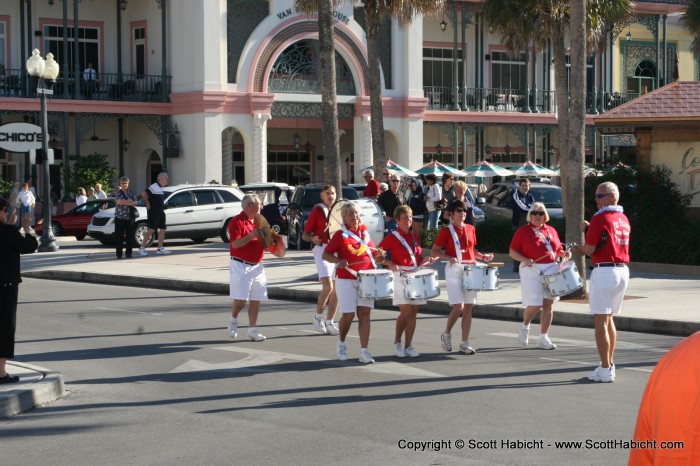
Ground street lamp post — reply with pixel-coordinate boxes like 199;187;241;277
26;49;60;252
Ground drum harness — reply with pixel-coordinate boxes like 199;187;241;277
391;230;419;275
530;227;559;282
340;226;377;277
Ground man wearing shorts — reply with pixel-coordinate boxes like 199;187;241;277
575;182;631;383
227;194;285;342
138;172;170;256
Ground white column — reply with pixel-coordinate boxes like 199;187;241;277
353;115;372;180
250;113;271;183
222;128;234;185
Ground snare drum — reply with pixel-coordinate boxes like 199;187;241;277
462;265;499;291
357;269;394;299
543;261;583;297
402;269;440;299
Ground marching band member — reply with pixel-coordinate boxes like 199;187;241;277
302;185;339;335
379;205;437;358
509;202;570;350
431;201;493;355
323;203;384;364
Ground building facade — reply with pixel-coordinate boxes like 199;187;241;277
0;0;693;200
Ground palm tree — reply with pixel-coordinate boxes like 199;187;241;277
680;0;700;55
295;1;343;193
482;0;632;295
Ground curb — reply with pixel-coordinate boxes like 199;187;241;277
23;270;700;337
0;362;65;418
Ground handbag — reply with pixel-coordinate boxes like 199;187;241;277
129;206;140;219
434;198;448;210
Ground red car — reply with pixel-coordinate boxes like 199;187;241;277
35;198;115;240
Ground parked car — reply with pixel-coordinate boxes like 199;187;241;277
286;185;361;250
479;181;563;221
35;198;116;240
239;182;292;234
87;184;245;246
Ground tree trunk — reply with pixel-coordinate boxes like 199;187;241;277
561;3;588;298
365;2;387;174
318;0;342;195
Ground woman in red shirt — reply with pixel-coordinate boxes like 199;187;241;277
323;203;385;364
431;201;493;355
509;202;571;350
379;205;437;359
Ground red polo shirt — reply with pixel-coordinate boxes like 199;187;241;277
363;179;380;198
379;229;422;268
433;224;476;262
509;223;563;264
586;210;630;265
228;212;264;263
325;225;376;280
304;205;330;243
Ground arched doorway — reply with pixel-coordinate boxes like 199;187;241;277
627;59;657;94
147;151;162;185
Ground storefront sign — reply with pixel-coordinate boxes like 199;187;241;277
0;122;44;152
275;8;350;25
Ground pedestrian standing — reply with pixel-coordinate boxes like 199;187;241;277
113;176;138;259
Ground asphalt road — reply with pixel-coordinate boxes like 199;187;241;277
2;278;683;466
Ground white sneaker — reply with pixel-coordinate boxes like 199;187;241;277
519;324;530;346
393;343;406;358
611;363;616;380
459;341;476;355
226;319;237;339
404;346;420;358
156;247;172;255
359;348;375;364
588;365;614;383
313;315;327;334
248;329;266;342
537;334;557;350
325;321;340;336
441;332;452;352
138;247;148;256
336;341;348;361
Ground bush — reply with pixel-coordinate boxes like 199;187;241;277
69;152;119;198
0;179;14;199
419;228;439;249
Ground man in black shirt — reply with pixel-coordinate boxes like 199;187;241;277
138;172;171;256
377;175;404;232
511;179;535;271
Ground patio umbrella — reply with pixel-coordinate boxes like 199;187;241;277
511;161;557;177
462;161;514;178
362;159;418;177
415;161;470;177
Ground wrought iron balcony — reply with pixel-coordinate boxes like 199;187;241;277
0;68;171;103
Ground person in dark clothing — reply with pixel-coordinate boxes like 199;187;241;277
0;197;38;383
407;178;426;236
511;179;535;272
377;174;404;232
113;176;138;259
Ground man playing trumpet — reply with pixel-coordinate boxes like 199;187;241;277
226;194;286;342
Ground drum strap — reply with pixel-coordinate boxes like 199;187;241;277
531;227;555;262
342;226;376;268
392;230;418;269
448;224;463;264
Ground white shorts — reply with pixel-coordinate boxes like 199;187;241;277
313;244;336;279
520;262;560;306
589;266;629;315
393;270;427;306
229;260;268;301
335;278;374;313
445;264;478;306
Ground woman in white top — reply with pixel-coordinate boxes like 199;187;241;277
75;187;88;206
424;174;442;230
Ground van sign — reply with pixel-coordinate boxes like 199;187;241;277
0;122;44;152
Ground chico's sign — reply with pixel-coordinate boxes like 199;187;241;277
0;122;44;152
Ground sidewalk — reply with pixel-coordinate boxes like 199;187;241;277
3;237;700;417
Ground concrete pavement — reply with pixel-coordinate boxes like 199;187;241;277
3;236;699;417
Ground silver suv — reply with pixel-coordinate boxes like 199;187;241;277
479;181;563;220
88;184;245;246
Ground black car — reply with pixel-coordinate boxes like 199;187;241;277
239;183;292;234
286;185;360;250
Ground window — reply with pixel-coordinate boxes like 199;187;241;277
166;192;193;207
268;151;311;185
0;21;6;72
45;24;100;74
194;190;219;205
217;189;241;203
491;51;527;91
423;47;463;89
565;55;595;94
133;26;146;77
627;59;656;94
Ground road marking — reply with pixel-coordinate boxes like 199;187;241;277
487;332;669;354
169;345;445;378
540;357;653;373
276;327;358;338
97;306;163;316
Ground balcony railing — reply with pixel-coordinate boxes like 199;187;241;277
0;68;171;103
424;86;639;114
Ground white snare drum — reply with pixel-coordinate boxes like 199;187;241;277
327;199;386;247
357;269;394;299
462;265;499;291
402;269;440;299
544;261;584;297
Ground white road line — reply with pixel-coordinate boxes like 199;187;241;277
487;332;669;354
276;326;359;338
540;357;653;373
97;306;163;316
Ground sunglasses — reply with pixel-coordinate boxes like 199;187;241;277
595;193;612;199
531;211;546;216
454;209;467;213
